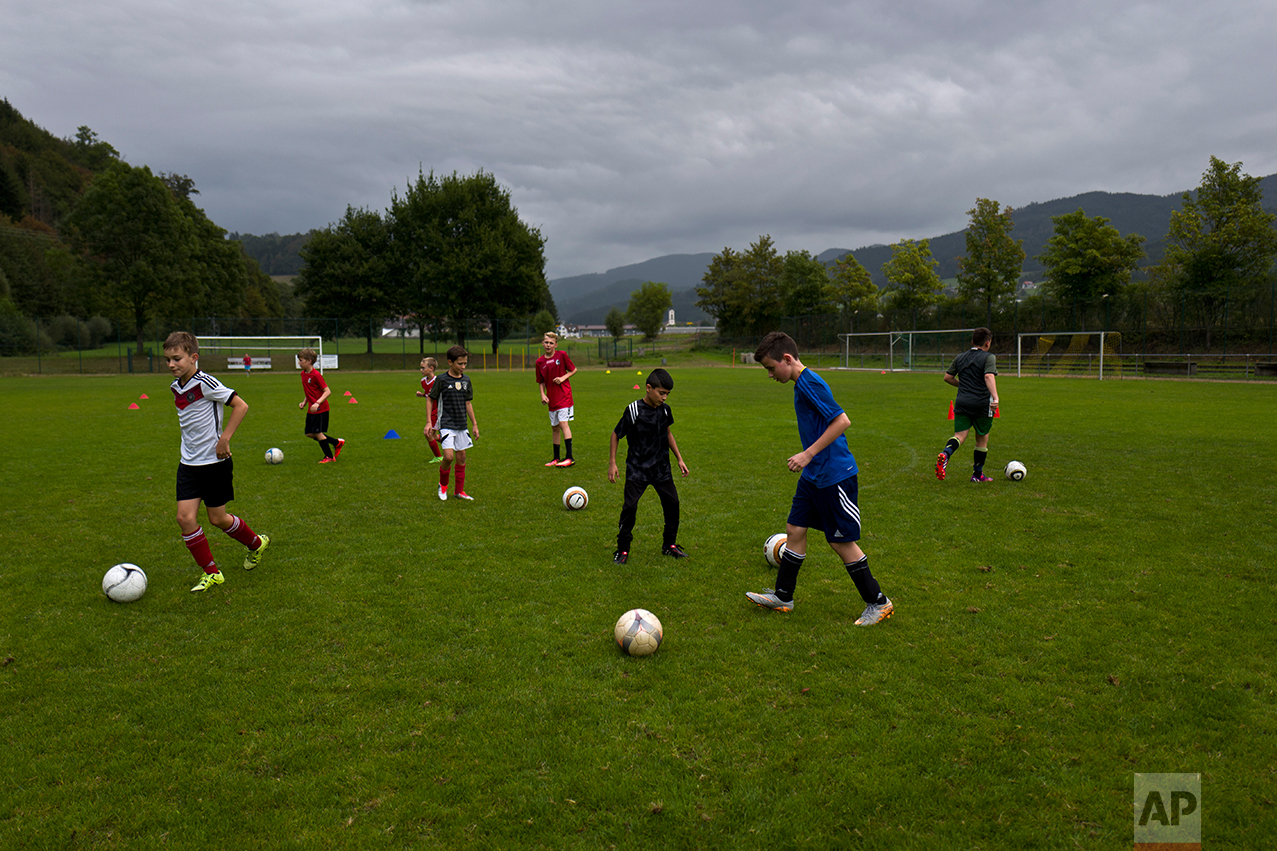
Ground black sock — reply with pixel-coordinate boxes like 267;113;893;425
973;449;987;474
845;556;884;605
322;438;334;458
564;438;573;460
944;437;960;458
552;443;560;461
775;549;805;602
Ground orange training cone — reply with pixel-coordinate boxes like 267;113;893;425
948;400;954;420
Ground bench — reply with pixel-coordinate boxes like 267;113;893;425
228;357;273;370
740;353;756;364
607;361;632;368
1255;363;1277;377
1143;361;1196;376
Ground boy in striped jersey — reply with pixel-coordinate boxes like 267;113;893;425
164;332;270;593
607;368;690;564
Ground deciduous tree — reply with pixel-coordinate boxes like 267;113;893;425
956;198;1025;326
294;205;395;353
695;235;784;337
882;238;942;325
63;162;196;353
390;169;547;352
626;281;673;341
1038;208;1145;303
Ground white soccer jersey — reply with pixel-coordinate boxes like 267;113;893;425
171;371;237;465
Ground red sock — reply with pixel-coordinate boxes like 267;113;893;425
224;515;261;550
455;463;466;494
429;439;441;457
183;528;218;573
440;468;450;489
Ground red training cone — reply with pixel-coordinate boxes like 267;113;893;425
128;403;140;410
348;397;359;404
139;393;149;400
344;390;353;396
947;400;954;420
993;405;1000;418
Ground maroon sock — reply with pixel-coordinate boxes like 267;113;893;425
183;528;218;573
455;464;466;494
440;468;450;489
224;515;261;550
429;439;441;457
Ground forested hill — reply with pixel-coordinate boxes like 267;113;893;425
0;99;118;226
229;231;312;276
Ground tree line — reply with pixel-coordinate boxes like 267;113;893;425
695;156;1277;347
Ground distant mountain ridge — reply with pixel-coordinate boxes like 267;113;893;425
552;175;1277;326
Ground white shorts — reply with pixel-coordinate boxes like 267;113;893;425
548;406;574;427
440;428;473;452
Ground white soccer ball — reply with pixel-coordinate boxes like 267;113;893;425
763;533;788;568
265;448;284;465
614;608;663;657
563;486;588;510
1004;460;1027;481
103;563;147;603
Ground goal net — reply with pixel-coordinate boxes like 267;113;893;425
197;335;327;371
1016;331;1121;380
838;329;978;371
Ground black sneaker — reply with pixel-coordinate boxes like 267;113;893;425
662;543;689;559
613;550;628;564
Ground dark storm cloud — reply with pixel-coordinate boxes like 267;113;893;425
4;0;1276;277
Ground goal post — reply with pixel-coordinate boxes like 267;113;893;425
1016;331;1121;380
197;335;327;371
838;329;978;371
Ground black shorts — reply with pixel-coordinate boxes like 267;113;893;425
176;459;235;507
305;411;330;435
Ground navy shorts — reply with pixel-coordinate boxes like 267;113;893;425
305;411;330;435
176;459;235;508
787;473;861;544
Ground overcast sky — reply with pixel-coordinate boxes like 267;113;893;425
5;0;1276;279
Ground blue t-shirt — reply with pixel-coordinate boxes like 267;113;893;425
793;368;857;487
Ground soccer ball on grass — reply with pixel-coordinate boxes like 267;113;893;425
265;448;284;464
103;563;147;603
562;486;588;510
763;533;788;568
614;608;663;657
1004;460;1027;481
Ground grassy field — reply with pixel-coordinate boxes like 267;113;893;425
2;365;1274;849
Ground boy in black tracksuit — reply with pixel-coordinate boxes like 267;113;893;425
607;369;690;564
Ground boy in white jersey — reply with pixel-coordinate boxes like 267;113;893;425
164;332;270;592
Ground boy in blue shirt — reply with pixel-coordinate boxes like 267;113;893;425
746;331;893;625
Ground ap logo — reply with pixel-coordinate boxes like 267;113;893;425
1134;773;1200;848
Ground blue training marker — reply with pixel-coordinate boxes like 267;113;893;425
384;429;401;439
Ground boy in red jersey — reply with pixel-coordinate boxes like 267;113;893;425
535;331;578;467
416;357;443;463
163;332;270;593
298;348;345;464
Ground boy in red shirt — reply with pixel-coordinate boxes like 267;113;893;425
298;348;345;463
416;356;443;463
535;332;577;467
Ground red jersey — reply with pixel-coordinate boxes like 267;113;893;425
302;368;330;412
536;351;576;410
421;375;439;425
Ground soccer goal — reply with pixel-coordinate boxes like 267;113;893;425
1016;331;1121;380
839;329;978;371
197;335;327;372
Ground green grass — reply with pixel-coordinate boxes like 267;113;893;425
2;367;1275;849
